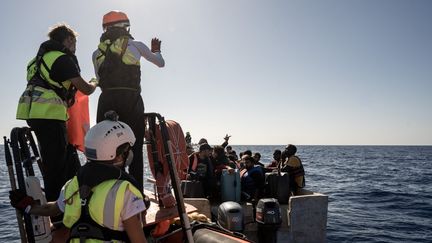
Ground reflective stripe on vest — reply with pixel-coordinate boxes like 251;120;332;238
63;177;143;242
16;85;68;120
17;51;72;121
96;37;141;91
96;37;140;66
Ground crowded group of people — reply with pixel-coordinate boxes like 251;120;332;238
186;135;306;204
9;9;306;242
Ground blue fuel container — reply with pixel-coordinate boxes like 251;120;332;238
221;169;241;202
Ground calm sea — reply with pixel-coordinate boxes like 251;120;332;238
1;145;431;242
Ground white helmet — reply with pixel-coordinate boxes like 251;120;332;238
84;113;136;161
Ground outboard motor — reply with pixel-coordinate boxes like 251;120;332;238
217;201;244;232
255;198;282;243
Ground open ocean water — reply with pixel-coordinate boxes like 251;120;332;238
0;145;431;242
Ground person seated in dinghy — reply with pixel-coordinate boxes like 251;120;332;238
212;145;237;177
9;112;149;243
281;144;305;195
266;149;282;169
264;149;282;173
240;155;265;203
186;144;195;156
188;143;216;198
225;145;238;160
211;145;237;199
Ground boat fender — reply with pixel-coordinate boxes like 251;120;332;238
25;176;52;243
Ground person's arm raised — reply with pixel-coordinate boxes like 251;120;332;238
134;40;165;67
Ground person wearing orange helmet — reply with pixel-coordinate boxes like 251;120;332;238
92;11;165;191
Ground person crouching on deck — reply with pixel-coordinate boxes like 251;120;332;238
10;112;148;243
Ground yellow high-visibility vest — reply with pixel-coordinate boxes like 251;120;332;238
16;51;73;121
63;176;143;243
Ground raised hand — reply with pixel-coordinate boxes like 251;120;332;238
151;38;162;53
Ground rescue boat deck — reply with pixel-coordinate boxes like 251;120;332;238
146;177;328;243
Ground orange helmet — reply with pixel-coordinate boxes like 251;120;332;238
102;11;130;29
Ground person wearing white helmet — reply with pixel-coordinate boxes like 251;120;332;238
9;111;148;243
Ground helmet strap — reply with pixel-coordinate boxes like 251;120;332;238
112;147;133;169
125;150;133;167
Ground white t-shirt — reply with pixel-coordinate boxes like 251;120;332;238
92;39;165;79
57;182;146;230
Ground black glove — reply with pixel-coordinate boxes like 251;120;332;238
9;189;35;212
151;38;161;53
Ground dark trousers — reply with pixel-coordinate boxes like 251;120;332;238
27;119;81;201
97;90;145;191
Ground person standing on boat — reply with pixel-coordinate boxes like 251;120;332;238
281;144;305;194
92;10;165;191
9;113;148;243
16;23;97;225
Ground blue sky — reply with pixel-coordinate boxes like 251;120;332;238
1;0;431;145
